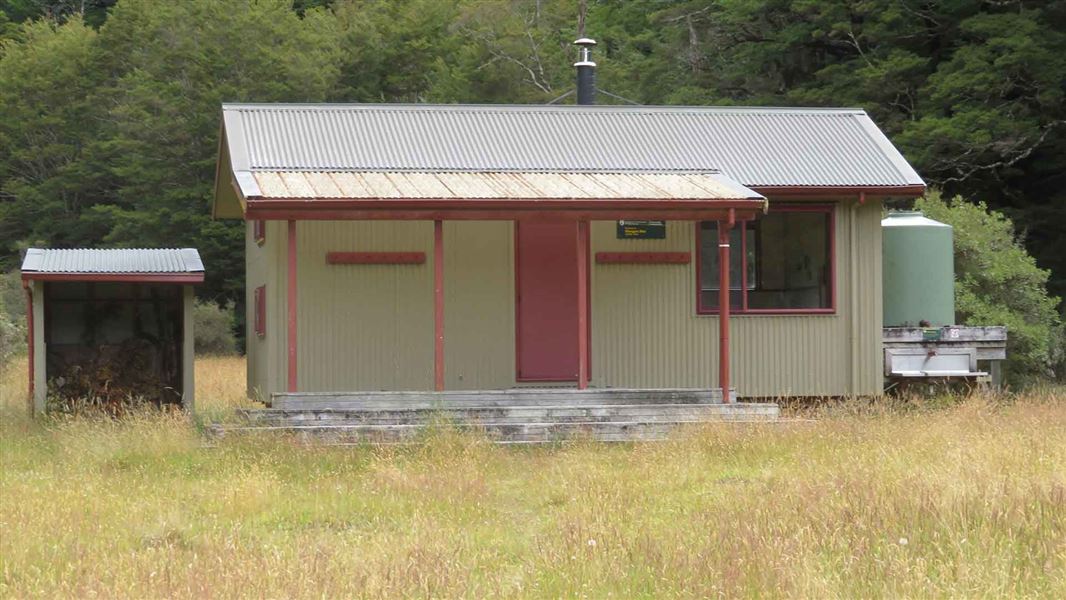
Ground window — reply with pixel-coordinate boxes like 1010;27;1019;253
698;205;834;314
254;285;266;337
254;220;266;246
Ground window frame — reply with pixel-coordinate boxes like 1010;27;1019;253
254;285;266;337
253;219;266;246
696;203;836;316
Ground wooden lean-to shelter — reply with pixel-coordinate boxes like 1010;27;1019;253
21;248;203;413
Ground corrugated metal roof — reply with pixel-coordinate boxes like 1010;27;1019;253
220;104;924;188
21;248;204;274
250;171;761;200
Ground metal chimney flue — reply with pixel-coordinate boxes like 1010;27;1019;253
573;38;597;105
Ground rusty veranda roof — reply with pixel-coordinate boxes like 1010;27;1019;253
249;171;761;201
21;248;204;282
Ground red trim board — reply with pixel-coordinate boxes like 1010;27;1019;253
596;252;690;264
21;272;204;284
326;252;426;265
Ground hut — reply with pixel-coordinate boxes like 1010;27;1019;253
212;102;925;405
21;248;203;413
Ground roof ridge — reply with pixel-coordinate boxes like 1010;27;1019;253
222;102;868;114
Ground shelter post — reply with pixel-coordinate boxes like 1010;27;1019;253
577;220;590;389
182;285;195;411
434;220;445;391
718;213;734;403
287;220;298;392
24;282;33;407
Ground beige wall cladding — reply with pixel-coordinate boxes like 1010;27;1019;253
295;221;434;391
245;220;288;399
442;222;515;389
244;220;268;399
250;200;883;398
589;200;884;397
290;220;517;392
851;200;885;394
254;220;518;394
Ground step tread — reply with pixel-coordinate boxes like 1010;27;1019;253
241;403;774;414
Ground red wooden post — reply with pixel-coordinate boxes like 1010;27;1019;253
718;220;732;403
434;220;445;391
576;220;589;389
287;220;298;392
24;283;33;400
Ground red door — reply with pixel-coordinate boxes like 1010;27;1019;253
516;222;582;381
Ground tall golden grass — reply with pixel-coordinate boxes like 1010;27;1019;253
0;356;1063;598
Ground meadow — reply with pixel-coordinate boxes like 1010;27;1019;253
0;356;1063;598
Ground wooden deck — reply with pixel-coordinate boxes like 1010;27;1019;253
211;388;778;444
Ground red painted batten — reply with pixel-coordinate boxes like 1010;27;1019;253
433;221;445;392
287;220;298;393
21;272;204;284
718;221;732;403
326;251;426;265
327;252;426;265
596;252;690;265
576;221;589;390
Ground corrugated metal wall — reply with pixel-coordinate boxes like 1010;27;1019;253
249;200;884;397
590;200;884;396
244;220;271;399
853;201;885;394
294;221;434;391
442;222;515;389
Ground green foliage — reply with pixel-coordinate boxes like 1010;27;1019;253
0;0;1064;363
0;270;26;364
193;299;237;356
0;18;105;264
916;191;1064;384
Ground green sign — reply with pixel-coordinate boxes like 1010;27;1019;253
617;220;666;239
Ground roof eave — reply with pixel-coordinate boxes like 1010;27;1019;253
243;196;768;221
212;111;252;219
21;272;205;284
753;184;926;198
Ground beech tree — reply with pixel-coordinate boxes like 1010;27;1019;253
1;0;1063;360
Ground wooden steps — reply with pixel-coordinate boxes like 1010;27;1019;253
209;389;778;444
267;387;736;410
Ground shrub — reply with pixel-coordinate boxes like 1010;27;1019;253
193;299;237;355
0;271;27;365
915;191;1064;384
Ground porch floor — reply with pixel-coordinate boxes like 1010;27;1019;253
211;388;778;444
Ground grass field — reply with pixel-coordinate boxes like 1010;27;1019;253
1;356;1064;598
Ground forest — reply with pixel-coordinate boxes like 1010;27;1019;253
1;0;1063;358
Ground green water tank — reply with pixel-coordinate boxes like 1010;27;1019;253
882;211;955;327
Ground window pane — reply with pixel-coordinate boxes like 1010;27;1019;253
748;210;831;309
699;222;746;310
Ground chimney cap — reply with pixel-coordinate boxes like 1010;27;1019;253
573;38;597;46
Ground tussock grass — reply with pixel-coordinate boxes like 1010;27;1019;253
1;357;1064;598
